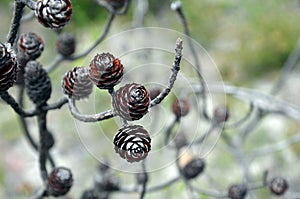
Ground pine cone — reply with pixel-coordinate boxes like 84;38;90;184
24;61;52;107
18;32;44;63
48;167;73;197
35;0;72;29
89;53;123;89
0;42;17;92
106;0;126;9
269;177;288;196
113;125;151;163
172;99;190;118
228;184;247;199
62;67;93;100
112;83;150;121
181;158;205;179
56;32;76;56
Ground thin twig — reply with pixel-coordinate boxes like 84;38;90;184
0;91;37;117
271;36;300;95
150;38;182;107
7;1;25;45
249;131;300;158
18;0;36;10
17;86;38;150
225;102;255;129
164;117;179;146
191;186;228;198
119;176;181;193
43;97;68;111
193;83;300;122
139;161;148;199
37;110;49;183
172;1;209;120
46;12;115;72
20;11;34;22
68;98;116;122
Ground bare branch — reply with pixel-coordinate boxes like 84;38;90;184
150;38;182;107
68;98;116;122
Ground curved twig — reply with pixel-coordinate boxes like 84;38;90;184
68;98;116;122
150;38;182;107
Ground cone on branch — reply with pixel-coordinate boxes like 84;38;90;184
48;167;73;197
0;42;17;92
112;83;150;121
113;125;151;162
89;53;123;89
35;0;72;29
24;61;52;107
62;67;93;100
56;32;76;57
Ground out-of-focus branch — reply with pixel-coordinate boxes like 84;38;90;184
271;36;300;95
171;0;209;120
193;83;300;122
249;131;300;158
150;38;182;107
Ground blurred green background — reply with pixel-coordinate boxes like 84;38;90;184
1;0;300;198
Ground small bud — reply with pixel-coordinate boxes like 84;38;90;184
228;184;247;199
56;33;76;57
180;158;205;179
48;167;73;197
269;177;288;196
213;105;229;122
172;99;190;118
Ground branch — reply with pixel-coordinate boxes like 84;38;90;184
43;97;68;111
150;38;182;107
0;91;37;117
68;98;116;122
271;36;300;95
46;12;116;73
18;0;36;10
249;131;300;158
7;1;25;45
171;1;209;120
139;161;148;199
193;83;300;122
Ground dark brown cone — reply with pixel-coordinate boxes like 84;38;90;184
62;67;93;100
48;167;73;197
172;99;190;118
88;53;123;89
113;125;151;163
56;32;76;56
112;83;150;121
35;0;72;29
228;184;247;199
269;177;288;196
0;42;17;92
24;61;52;107
181;158;205;179
18;32;44;63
